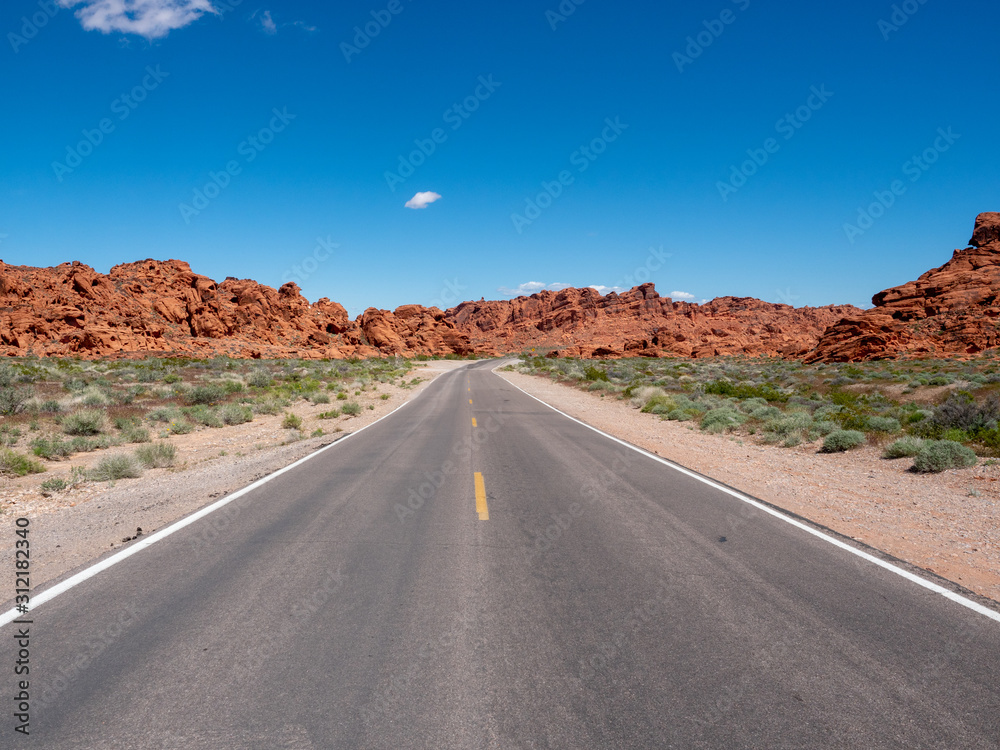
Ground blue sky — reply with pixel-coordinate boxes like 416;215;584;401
1;0;998;316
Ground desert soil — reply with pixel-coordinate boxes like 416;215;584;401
0;361;468;595
498;369;1000;606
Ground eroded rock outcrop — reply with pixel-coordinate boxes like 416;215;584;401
807;213;1000;362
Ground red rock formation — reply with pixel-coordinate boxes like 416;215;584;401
0;257;858;360
448;284;859;358
807;213;1000;362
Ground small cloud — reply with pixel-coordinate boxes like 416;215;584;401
289;20;317;32
253;9;277;34
497;282;570;297
670;290;696;300
57;0;216;38
589;285;625;295
405;191;442;209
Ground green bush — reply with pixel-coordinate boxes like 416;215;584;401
700;407;746;434
187;384;226;406
317;409;341;420
185;406;223;428
0;449;45;476
866;416;902;434
252;398;284;416
584;366;609;382
883;436;924;459
281;413;303;429
219;404;253;425
169;420;195;435
135;443;177;468
703;380;788;402
40;477;68;493
246;369;273;388
62;409;105;436
0;386;31;416
336;392;348;401
308;392;331;404
912;441;977;473
121;426;152;444
763;412;813;437
341;402;362;416
148;406;182;423
31;437;73;459
821;430;866;453
89;454;143;481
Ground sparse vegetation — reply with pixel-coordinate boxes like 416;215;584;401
135;443;177;468
0;449;46;476
912;440;977;473
89;454;143;481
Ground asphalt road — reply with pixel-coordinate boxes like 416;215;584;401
2;360;999;749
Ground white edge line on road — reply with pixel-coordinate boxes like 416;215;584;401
495;364;1000;624
0;384;431;629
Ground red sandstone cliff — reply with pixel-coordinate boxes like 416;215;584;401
807;212;1000;362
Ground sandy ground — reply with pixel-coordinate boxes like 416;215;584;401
498;369;1000;606
0;361;470;595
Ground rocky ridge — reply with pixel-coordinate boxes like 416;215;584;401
808;212;1000;361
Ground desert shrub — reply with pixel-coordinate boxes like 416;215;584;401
763;412;813;437
135;443;176;468
700;408;746;434
281;413;303;429
252;398;285;415
341;401;361;416
740;397;769;412
147;406;182;423
814;420;839;436
0;386;32;416
37;399;62;413
185;406;223;428
0;449;45;476
747;405;782;421
169;420;195;435
247;369;273;388
31;437;73;459
317;409;341;420
866;416;902;434
121;426;151;444
941;428;970;443
821;430;866;453
221;380;244;395
584;366;609;382
883;436;924;459
89;454;143;481
219;404;253;425
163;373;182;384
62;409;105;436
187;384;226;406
912;440;977;473
642;393;676;415
932;392;999;433
336;392;348;401
40;477;68;493
308;392;331;404
703;380;788;402
0;425;22;448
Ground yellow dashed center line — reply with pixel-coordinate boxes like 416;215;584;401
469;399;473;405
472;417;477;427
474;472;489;521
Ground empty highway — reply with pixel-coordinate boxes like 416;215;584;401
2;360;999;748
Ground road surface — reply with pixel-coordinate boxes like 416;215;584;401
2;360;999;748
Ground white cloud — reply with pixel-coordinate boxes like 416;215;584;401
58;0;217;38
404;191;442;209
254;9;276;34
497;282;571;297
589;285;625;295
670;290;696;300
